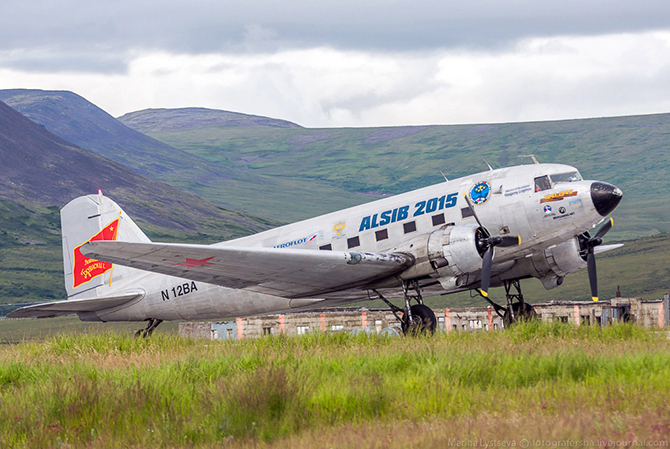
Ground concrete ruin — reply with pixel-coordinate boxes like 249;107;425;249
179;295;670;340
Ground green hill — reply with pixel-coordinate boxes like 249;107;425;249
0;89;258;189
0;90;377;222
0;100;277;306
118;107;302;131
1;92;667;309
119;112;670;240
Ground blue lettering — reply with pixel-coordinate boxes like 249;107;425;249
359;216;371;232
356;192;457;233
274;237;308;248
426;197;438;213
445;192;458;208
379;210;392;226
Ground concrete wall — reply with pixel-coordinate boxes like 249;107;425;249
179;296;670;340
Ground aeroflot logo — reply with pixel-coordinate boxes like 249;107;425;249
72;219;119;288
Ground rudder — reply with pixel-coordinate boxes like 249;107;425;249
61;192;151;299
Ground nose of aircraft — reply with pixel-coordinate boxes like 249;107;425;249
590;182;623;216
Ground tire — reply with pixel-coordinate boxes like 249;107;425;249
402;304;437;335
502;302;537;327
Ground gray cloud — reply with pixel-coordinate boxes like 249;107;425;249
2;0;670;73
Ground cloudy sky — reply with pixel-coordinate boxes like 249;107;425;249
1;0;670;127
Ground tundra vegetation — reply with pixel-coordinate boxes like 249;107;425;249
0;322;668;448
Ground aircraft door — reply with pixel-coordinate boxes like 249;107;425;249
499;202;532;242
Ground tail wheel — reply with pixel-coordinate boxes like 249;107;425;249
402;304;437;335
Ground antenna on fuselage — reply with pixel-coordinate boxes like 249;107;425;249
440;171;449;182
484;160;493;171
519;154;540;164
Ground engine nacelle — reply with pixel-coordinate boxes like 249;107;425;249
395;224;589;293
544;237;587;276
397;223;483;281
526;237;587;290
440;224;486;276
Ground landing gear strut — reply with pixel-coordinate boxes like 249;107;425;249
373;280;437;335
134;318;163;338
477;279;536;326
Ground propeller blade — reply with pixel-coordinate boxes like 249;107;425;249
480;247;494;298
587;251;598;302
497;235;522;247
593;217;614;240
462;193;485;229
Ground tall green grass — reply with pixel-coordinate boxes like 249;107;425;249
1;323;668;448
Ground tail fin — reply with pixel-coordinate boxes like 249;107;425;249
61;192;150;299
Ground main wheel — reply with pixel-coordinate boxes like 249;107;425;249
502;302;537;327
402;304;437;335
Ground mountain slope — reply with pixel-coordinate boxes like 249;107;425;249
0;90;378;222
123;113;670;240
118;107;302;132
0;99;273;236
0;89;250;185
0;100;277;304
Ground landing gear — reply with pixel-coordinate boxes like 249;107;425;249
478;279;537;326
402;304;437;335
373;280;437;335
502;302;536;327
134;318;163;338
502;279;536;326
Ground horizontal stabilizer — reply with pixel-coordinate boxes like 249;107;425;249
82;241;413;298
6;290;143;319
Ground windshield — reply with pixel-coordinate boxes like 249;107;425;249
550;171;582;183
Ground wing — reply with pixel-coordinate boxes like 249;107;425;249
82;241;413;298
6;290;143;319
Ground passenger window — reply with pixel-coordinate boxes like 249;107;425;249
347;236;360;249
432;213;446;226
534;176;551;192
403;221;417;234
319;244;332;251
375;229;389;241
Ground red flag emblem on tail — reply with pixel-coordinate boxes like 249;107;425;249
72;218;120;288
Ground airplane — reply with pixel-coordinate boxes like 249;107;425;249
9;162;623;336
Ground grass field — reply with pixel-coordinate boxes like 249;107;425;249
0;315;180;343
1;323;669;448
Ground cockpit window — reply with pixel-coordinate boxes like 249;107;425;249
550;171;582;183
534;175;551;192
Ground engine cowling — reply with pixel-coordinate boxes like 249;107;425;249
395;224;589;293
526;237;587;290
397;223;484;282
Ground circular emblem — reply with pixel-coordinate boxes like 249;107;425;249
469;181;491;205
544;205;552;214
559;207;566;214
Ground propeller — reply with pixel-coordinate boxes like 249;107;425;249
580;218;614;302
463;194;521;298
